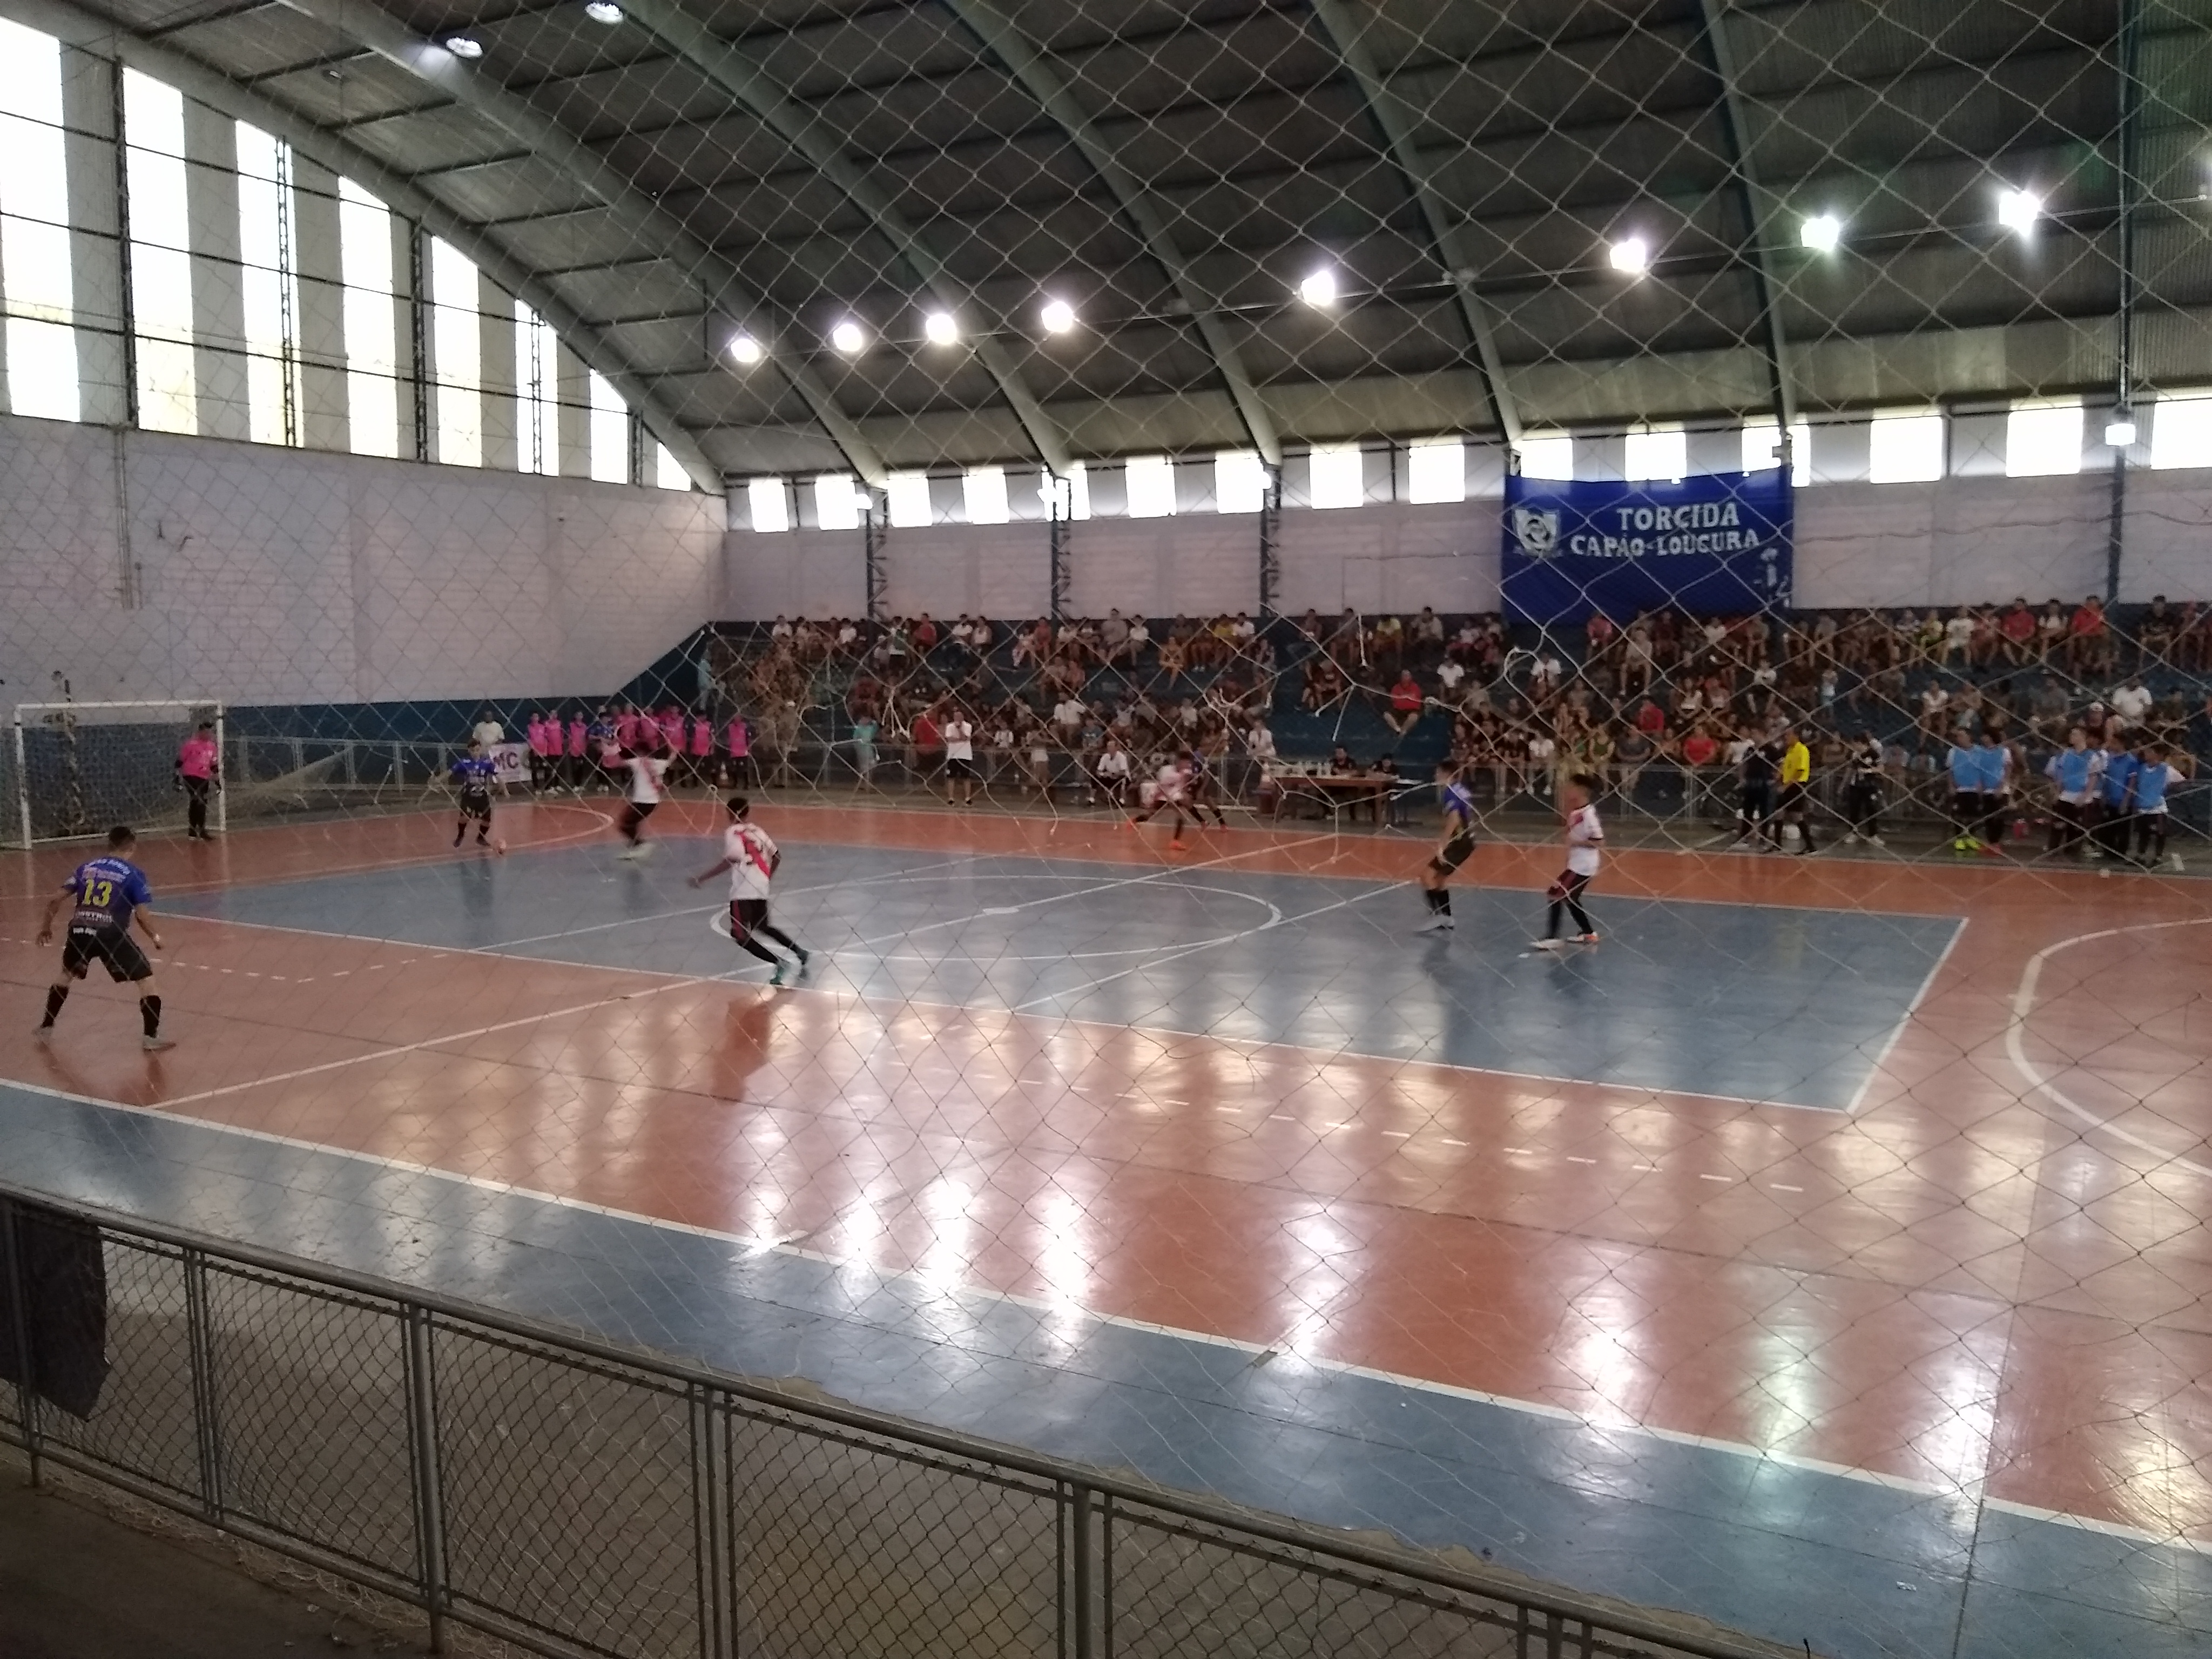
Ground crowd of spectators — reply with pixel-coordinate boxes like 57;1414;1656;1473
662;596;2209;840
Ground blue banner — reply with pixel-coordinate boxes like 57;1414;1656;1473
1501;469;1792;627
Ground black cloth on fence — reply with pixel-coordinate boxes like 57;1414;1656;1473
0;1203;111;1420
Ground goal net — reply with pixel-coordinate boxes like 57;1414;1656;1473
4;702;222;848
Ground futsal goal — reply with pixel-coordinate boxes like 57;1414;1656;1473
3;701;224;848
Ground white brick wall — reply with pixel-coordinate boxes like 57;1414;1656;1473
0;412;721;707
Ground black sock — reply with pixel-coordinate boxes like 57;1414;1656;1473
455;823;465;844
42;984;68;1027
1545;901;1563;938
759;923;802;955
1423;887;1444;913
139;994;161;1038
738;937;781;966
1438;890;1452;916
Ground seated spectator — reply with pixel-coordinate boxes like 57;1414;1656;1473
2112;674;2154;732
1942;605;1974;668
1633;697;1667;738
1999;597;2036;665
2068;595;2111;678
1384;669;1425;734
1328;744;1357;774
2139;595;2177;667
2038;598;2068;663
1412;608;1445;660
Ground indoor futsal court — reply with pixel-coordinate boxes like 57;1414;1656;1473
6;2;2212;1657
5;799;2211;1658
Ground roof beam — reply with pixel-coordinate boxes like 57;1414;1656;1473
0;0;741;489
938;0;1280;467
620;0;1072;478
272;0;887;486
1303;0;1520;447
1694;0;1796;434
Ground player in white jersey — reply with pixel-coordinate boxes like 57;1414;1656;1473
690;797;811;986
941;709;977;806
615;747;672;859
1127;751;1197;849
1531;772;1603;949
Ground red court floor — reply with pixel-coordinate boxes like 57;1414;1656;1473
3;800;2210;1547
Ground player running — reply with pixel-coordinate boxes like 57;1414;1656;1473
1185;746;1232;830
1532;772;1604;949
1129;751;1198;850
174;721;220;841
615;746;672;859
450;739;497;849
34;825;173;1050
1417;759;1478;932
690;796;811;987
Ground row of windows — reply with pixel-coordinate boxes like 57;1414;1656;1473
0;22;689;490
743;397;2212;532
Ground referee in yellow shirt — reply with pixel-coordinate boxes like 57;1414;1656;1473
1778;724;1819;855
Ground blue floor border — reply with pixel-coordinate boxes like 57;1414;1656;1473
2;1083;2207;1659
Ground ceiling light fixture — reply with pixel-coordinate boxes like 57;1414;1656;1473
1298;267;1338;307
1799;213;1842;253
831;320;865;354
2105;415;2138;448
1998;187;2041;234
1608;235;1649;274
584;0;624;22
727;333;763;366
442;35;484;58
923;311;959;346
1040;298;1076;334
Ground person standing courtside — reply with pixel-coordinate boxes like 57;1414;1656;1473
2043;725;2100;859
1842;732;1886;847
1777;724;1818;855
173;721;220;841
34;825;172;1050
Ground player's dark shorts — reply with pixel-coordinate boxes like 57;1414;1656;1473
458;792;493;822
62;923;151;983
1739;782;1775;819
1778;782;1809;814
945;756;975;780
1428;833;1477;876
622;800;659;829
729;898;772;939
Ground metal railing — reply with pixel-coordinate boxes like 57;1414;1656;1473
0;1184;1800;1659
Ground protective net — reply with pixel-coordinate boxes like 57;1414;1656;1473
1;3;2211;1657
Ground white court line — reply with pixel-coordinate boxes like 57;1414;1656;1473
9;1071;2203;1550
2004;916;2212;1179
1843;916;1969;1114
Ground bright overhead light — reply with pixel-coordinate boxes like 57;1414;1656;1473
1040;298;1076;334
923;311;958;346
584;0;624;22
1998;187;2041;234
1608;235;1649;274
1298;267;1338;307
1799;213;1842;253
442;35;484;58
727;333;762;366
830;320;865;355
2106;416;2138;448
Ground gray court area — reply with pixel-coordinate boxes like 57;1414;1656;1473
166;838;1961;1110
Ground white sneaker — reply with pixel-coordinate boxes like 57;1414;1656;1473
142;1035;175;1053
2170;854;2186;873
1867;835;1885;848
1530;938;1564;950
1416;913;1451;933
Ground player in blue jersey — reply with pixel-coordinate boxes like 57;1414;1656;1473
2130;741;2183;869
2043;726;2101;858
450;740;498;848
33;825;171;1050
2092;729;2137;862
1417;759;1479;932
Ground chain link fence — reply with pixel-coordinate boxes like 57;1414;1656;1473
0;1184;1800;1659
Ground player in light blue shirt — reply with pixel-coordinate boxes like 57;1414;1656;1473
2093;731;2138;861
1944;730;1985;853
2129;741;2184;868
2042;726;2100;857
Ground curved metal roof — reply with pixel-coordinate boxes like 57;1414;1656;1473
52;0;2212;480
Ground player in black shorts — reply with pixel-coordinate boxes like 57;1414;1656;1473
1418;760;1479;932
450;740;497;848
35;825;172;1051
